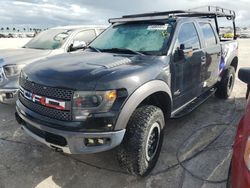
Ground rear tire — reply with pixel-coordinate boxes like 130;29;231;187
215;66;235;99
117;105;165;176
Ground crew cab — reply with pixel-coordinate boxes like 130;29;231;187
15;6;239;176
0;25;106;104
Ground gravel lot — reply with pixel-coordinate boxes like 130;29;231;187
0;39;249;188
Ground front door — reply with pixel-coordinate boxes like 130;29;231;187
171;22;205;109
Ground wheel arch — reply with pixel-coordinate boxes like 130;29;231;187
230;56;238;72
114;80;172;130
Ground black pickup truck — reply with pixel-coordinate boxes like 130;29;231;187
15;7;239;176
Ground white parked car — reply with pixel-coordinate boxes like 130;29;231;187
0;25;107;104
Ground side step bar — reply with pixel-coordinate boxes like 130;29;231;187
171;88;216;119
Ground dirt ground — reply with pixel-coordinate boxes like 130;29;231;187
0;39;249;188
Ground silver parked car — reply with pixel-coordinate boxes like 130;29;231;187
0;25;107;104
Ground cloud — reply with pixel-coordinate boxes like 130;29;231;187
0;0;249;27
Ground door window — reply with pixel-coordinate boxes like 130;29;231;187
199;23;217;47
176;23;201;50
73;30;96;44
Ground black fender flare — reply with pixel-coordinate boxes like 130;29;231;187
114;80;172;130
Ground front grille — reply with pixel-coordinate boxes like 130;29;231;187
19;76;74;121
19;77;74;100
19;93;72;121
24;123;67;147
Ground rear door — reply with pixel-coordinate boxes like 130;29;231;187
198;22;221;91
171;22;205;109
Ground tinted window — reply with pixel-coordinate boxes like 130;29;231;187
73;30;96;44
199;23;217;47
176;23;200;50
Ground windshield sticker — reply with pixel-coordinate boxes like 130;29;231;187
162;31;170;37
147;24;169;30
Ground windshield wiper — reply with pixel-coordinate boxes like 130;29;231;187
102;48;145;56
30;47;46;50
87;46;101;53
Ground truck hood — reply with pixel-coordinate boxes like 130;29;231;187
0;48;52;66
23;51;146;90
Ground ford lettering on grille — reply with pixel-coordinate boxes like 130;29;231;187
20;87;66;111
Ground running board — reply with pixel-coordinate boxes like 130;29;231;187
171;88;216;119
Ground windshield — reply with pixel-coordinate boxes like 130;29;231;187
24;29;72;50
90;22;174;55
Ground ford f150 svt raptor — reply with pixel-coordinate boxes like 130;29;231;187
0;25;106;104
15;6;239;176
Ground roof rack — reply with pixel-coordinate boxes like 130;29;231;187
108;6;237;40
188;6;236;18
109;6;235;23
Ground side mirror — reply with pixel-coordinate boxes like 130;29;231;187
179;44;193;54
180;44;185;50
238;68;250;99
174;44;193;62
70;41;87;52
239;68;250;84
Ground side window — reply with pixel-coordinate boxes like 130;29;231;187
199;23;217;47
73;30;96;44
176;23;201;50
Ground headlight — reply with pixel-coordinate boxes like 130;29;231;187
3;64;25;78
72;90;117;120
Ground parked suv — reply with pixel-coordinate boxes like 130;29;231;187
0;25;106;104
16;7;239;176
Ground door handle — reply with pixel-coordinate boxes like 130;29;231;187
201;56;206;61
201;56;206;65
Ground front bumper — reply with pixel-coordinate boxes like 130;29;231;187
0;89;18;104
16;104;126;154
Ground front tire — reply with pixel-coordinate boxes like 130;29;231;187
117;105;165;176
215;66;235;99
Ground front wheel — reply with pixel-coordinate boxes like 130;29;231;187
117;105;165;176
215;66;235;99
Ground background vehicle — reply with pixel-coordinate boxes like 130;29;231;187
0;25;106;104
230;68;250;188
223;33;234;39
15;6;238;176
240;32;250;38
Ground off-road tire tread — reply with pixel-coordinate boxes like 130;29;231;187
117;105;164;176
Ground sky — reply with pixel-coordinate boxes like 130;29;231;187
0;0;250;28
